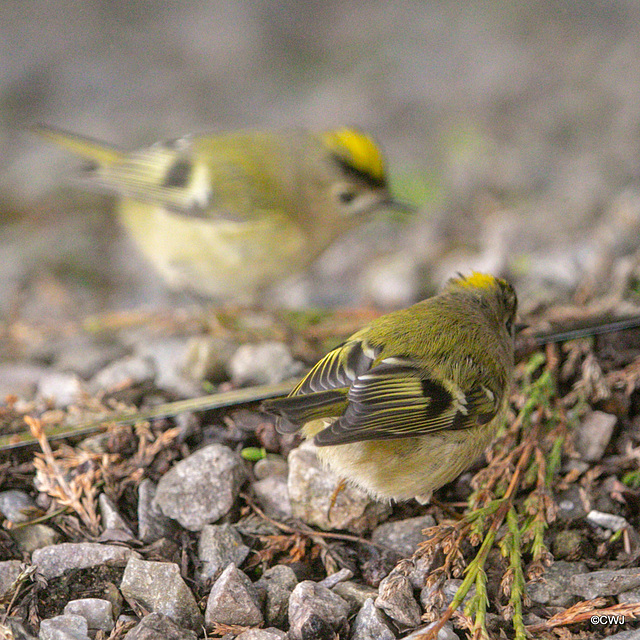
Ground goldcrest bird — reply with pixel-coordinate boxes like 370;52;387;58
264;272;517;503
35;124;409;302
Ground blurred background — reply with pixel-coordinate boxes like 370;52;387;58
3;0;640;323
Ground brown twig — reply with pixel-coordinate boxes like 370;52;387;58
240;492;390;551
526;598;640;633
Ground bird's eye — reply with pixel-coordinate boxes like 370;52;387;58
505;317;514;336
338;190;356;204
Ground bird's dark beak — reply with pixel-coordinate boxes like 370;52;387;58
382;197;418;213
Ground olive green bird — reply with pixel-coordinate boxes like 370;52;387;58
35;124;409;302
264;272;517;503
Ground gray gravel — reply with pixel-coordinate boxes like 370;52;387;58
120;557;203;631
153;444;246;531
204;563;263;628
32;543;138;579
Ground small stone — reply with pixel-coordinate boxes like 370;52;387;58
332;581;379;611
55;336;129;380
319;568;354;589
37;372;83;407
63;599;114;632
99;494;134;537
402;621;459;640
420;578;475;614
235;630;286;640
135;338;202;396
362;253;421;310
0;560;22;598
407;552;440;589
253;457;289;480
38;615;90;640
137;479;178;543
198;524;250;581
555;485;589;523
0;490;37;523
570;567;640;599
120;557;203;630
11;524;60;554
90;355;155;393
228;342;302;385
587;510;629;532
552;529;584;559
350;598;396;640
252;476;292;519
204;563;263;628
0;363;46;401
375;571;422;627
153;444;246;531
575;411;617;461
287;443;391;534
372;515;436;557
32;543;138;579
5;619;37;640
182;336;237;383
254;564;298;628
288;581;350;640
527;561;588;606
597;630;640;640
618;587;640;605
123;612;198;640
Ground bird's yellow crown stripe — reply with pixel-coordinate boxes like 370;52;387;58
322;128;385;182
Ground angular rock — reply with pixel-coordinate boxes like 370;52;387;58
99;494;134;537
421;578;475;614
235;630;286;640
137;479;178;543
228;341;301;385
288;581;350;640
0;490;37;523
287;443;391;534
587;510;629;532
204;563;263;628
54;335;129;380
0;560;22;598
32;543;138;579
5;619;37;640
372;515;436;557
332;581;379;611
153;444;245;531
123;612;198;640
254;564;298;627
528;561;588;606
403;621;459;640
11;524;60;554
375;571;422;627
181;336;237;383
135;338;202;396
618;586;640;605
0;363;46;401
120;557;202;630
555;485;589;523
253;457;289;480
90;355;155;393
570;567;640;599
575;411;616;461
319;568;353;589
63;599;114;632
351;598;396;640
37;371;83;407
252;475;292;520
38;615;90;640
198;524;250;581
